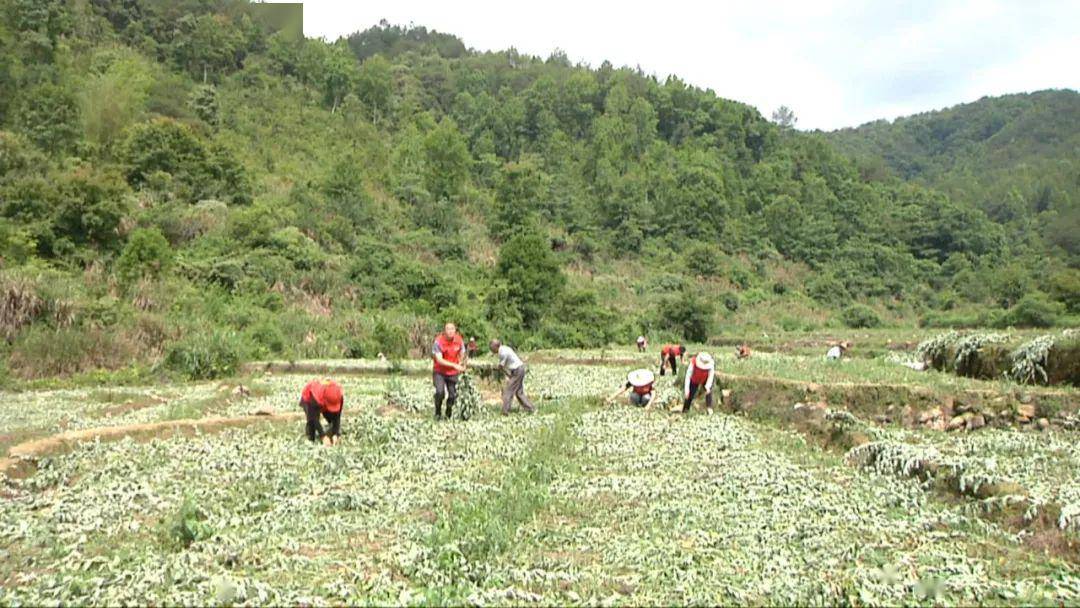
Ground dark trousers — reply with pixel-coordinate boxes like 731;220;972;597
303;401;341;441
433;372;458;419
660;355;678;376
682;382;714;412
502;366;536;414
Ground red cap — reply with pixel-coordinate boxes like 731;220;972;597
322;380;343;412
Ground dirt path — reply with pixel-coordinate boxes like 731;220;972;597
0;411;302;479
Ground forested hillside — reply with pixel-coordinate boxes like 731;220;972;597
829;90;1080;271
0;0;1074;381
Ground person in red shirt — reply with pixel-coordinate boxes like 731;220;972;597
659;343;686;376
432;322;467;420
299;378;344;445
682;352;716;414
607;369;656;407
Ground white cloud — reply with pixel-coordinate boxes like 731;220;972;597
277;0;1080;130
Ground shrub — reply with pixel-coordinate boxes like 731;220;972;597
120;118;250;204
994;293;1064;328
686;244;719;277
1047;269;1080;313
918;309;993;328
535;289;618;348
117;227;173;283
164;329;244;379
244;320;287;357
371;317;409;358
8;327;136;379
657;293;715;342
841;304;881;328
807;274;849;306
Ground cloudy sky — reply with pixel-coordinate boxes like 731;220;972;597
285;0;1080;130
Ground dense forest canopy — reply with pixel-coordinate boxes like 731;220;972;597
828;90;1080;269
0;0;1075;380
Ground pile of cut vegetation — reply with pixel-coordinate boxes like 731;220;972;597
917;329;1080;386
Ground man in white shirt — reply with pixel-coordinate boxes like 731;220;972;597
826;341;850;360
489;339;536;415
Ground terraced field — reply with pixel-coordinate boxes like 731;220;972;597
1;352;1078;605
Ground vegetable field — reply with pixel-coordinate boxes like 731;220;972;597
2;352;1079;605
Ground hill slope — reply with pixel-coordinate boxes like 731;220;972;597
828;90;1080;267
0;1;1074;381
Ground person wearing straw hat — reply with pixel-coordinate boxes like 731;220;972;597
826;340;852;360
682;352;716;414
299;378;344;445
636;335;648;352
606;368;656;407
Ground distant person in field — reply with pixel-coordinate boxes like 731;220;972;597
682;352;716;414
490;339;536;415
607;368;656;407
736;343;751;359
636;335;648;352
432;322;467;420
659;343;686;376
466;337;479;358
299;378;344;445
826;341;851;360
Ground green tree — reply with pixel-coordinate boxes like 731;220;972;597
322;41;359;112
43;166;133;254
80;48;154;147
491;156;548;241
120;118;250;204
356;54;393;124
771;106;797;130
422;117;471;202
189;84;219;128
657;293;715;342
170;13;247;82
495;229;565;328
15;82;80;154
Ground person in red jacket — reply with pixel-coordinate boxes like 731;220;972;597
659;343;686;376
299;378;344;445
682;352;716;414
432;322;467;420
606;369;656;407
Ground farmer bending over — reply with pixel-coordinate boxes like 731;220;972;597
826;341;851;360
607;369;656;407
682;352;716;414
659;343;686;376
636;335;648;352
490;339;536;415
300;378;344;445
432;322;467;420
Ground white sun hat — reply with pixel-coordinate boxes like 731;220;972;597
627;369;655;387
696;352;715;370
